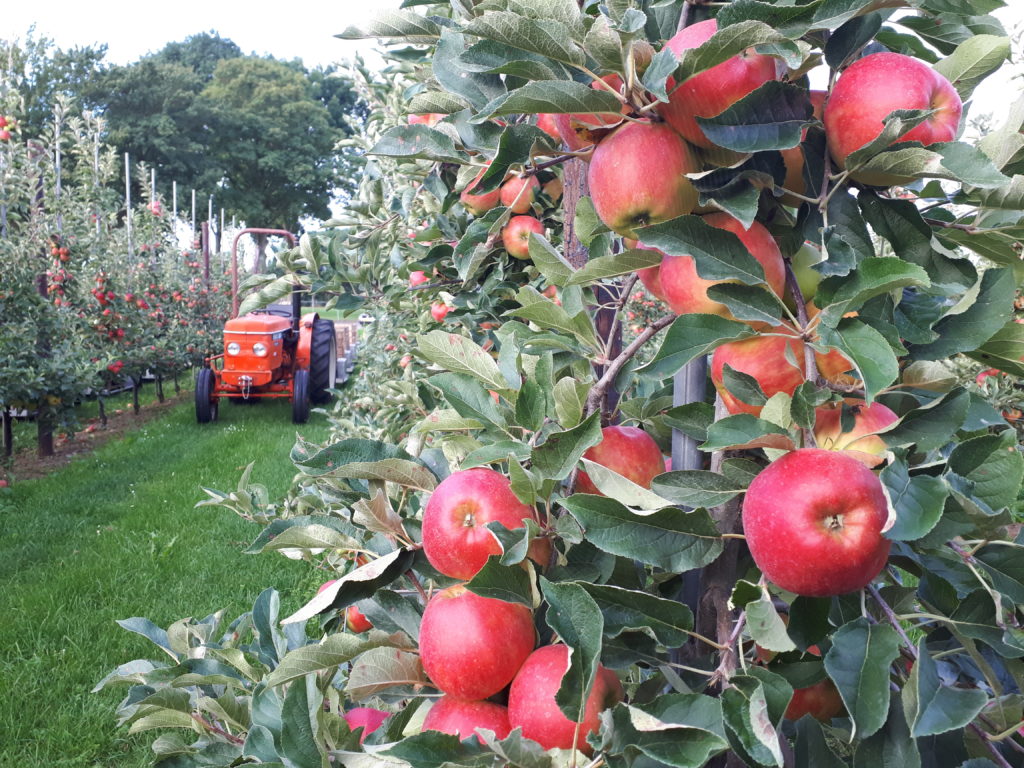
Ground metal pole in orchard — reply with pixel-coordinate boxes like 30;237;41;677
93;125;101;236
172;180;178;222
54;115;62;235
124;152;132;256
191;189;196;245
220;208;226;272
150;167;156;204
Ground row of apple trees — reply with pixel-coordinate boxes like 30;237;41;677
0;95;230;457
100;1;1024;767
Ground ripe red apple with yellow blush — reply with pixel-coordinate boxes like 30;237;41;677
657;19;779;152
346;605;373;633
422;467;543;579
502;215;544;260
507;644;623;754
422;696;511;740
814;400;898;467
554;75;630;152
630;241;669;302
711;332;806;416
743;448;891;597
500;175;540;214
659;213;786;324
785;678;845;722
419;585;535;701
536;113;561;141
460;167;503;217
408;113;443;126
588;121;699;239
576;425;665;495
824;52;962;186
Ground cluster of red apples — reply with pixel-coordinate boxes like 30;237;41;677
460;170;549;259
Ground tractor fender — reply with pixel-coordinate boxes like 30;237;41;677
295;312;317;371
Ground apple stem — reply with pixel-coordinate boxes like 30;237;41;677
971;723;1017;768
405;570;430;604
191;714;244;745
524;151;594;177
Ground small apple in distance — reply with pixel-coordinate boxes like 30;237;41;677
657;19;779;153
344;707;389;744
658;213;786;325
814;400;898;467
576;425;665;495
346;605;373;633
408;113;443;126
422;696;511;740
824;52;962;186
508;644;623;754
502;215;544;260
588;121;700;239
500;175;540;214
408;270;428;287
743;448;891;597
419;585;536;701
422;467;543;580
430;302;450;322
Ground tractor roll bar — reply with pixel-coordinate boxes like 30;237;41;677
230;228;298;317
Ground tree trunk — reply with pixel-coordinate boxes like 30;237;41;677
254;233;269;273
2;408;12;458
156;376;165;403
98;397;107;428
37;407;54;458
132;378;141;414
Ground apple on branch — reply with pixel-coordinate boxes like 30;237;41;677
422;696;511;740
419;585;536;701
500;175;540;214
344;707;389;744
588;121;700;239
743;448;891;597
576;425;665;495
814;400;898;467
824;52;962;186
507;644;623;754
460;167;503;217
502;215;544;260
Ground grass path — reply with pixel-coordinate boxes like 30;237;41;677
0;393;331;767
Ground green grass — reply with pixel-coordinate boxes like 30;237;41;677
0;391;332;767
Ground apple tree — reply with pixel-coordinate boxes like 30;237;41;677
100;1;1024;767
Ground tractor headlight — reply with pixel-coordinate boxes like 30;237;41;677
226;342;241;355
253;342;268;357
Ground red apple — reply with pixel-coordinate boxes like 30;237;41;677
501;215;544;260
576;425;664;495
507;644;623;755
536;113;561;140
659;213;786;324
409;270;428;287
824;52;962;186
0;130;10;142
784;678;844;722
814;400;898;467
588;121;700;239
711;331;806;416
431;302;450;322
346;605;373;633
344;707;389;743
460;167;503;216
422;467;540;579
408;113;443;126
422;696;511;740
632;243;668;302
419;585;535;701
500;176;540;214
657;19;779;152
778;90;828;204
743;448;891;597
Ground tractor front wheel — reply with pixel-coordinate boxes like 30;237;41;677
195;368;218;424
292;368;310;424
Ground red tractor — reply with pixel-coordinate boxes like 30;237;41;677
195;228;338;424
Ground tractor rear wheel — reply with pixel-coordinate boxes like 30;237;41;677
195;368;218;423
309;317;337;405
292;368;311;424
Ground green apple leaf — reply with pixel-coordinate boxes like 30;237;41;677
473;80;623;122
507;286;600;350
539;578;604;723
722;676;785;767
824;12;883;69
280;675;327;768
579;459;673;510
933;34;1012;100
852;694;922;768
700;414;796;453
418;330;510;392
814;257;931;320
463;12;584;67
965;319;1024;377
578;583;695;646
337;10;442;42
559;495;724;572
651;469;748;509
466;555;534;606
638;314;755;380
565;249;662;287
637;215;767;285
291;437;413;477
903;639;989;737
266;632;405;688
720;363;769;410
844;109;938;171
663;402;716;444
474;124;557;193
368;125;467;164
706;283;787;327
716;0;819;37
879;387;970;452
946;430;1024;515
346;647;427;702
746;594;797;654
407;90;469;116
429;372;506;432
795;716;847;768
460;39;566;81
604;696;729;768
528;234;576;288
824;618;902;740
380;730;489;767
818;318;900;403
880;457;948;542
532;411;602;481
821;189;874;277
697;81;814;153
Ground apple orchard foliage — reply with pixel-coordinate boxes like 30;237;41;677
101;2;1024;767
0;102;230;431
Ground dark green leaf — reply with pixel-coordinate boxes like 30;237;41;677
903;638;988;737
881;457;948;542
697;81;813;153
637;215;767;285
565;249;662;287
852;693;921;768
368;125;466;164
823;617;902;739
559;495;724;572
747;594;797;654
280;675;326;768
465;555;534;606
540;579;604;723
700;414;796;453
825;12;883;69
605;696;729;768
818;318;901;402
706;283;787;326
578;583;694;646
638;314;755;380
795;716;847;768
880;387;970;452
652;470;747;508
933;35;1011;100
947;429;1024;515
532;411;602;481
474;80;623;122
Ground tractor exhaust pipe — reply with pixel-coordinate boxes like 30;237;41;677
292;283;302;335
